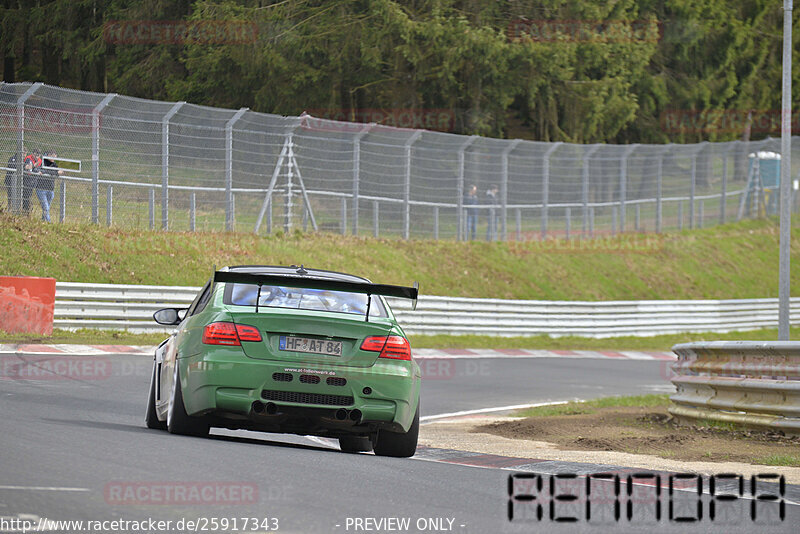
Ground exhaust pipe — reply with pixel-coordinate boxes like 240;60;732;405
265;402;278;415
335;408;349;420
349;409;362;423
251;401;265;414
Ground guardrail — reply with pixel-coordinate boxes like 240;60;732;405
55;282;800;337
669;341;800;434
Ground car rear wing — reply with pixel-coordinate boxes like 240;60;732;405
212;270;419;318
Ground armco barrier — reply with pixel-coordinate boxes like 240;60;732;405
669;341;800;434
53;282;800;337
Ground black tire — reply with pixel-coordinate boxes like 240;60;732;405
145;362;166;430
338;435;373;453
167;364;209;437
373;403;419;458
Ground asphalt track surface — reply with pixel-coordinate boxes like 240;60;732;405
0;352;796;533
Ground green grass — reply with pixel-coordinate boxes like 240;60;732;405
1;213;800;301
511;394;670;418
409;327;800;350
0;328;167;346
4;326;800;350
757;454;800;467
697;419;744;432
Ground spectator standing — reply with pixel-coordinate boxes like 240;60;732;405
37;151;63;223
464;184;478;240
22;149;42;215
485;184;499;241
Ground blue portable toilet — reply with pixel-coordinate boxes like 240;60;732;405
747;151;781;215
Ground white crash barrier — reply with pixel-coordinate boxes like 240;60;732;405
54;282;799;338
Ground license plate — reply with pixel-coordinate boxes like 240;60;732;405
279;336;342;356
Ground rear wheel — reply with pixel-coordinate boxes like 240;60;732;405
167;364;209;437
338;435;373;453
373;404;419;458
145;362;166;430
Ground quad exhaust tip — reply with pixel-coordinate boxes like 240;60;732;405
335;408;349;420
349;409;362;422
252;401;278;415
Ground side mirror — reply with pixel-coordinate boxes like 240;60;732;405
153;308;188;326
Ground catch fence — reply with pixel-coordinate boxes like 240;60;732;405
1;81;799;240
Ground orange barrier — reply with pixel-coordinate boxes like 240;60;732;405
0;276;56;335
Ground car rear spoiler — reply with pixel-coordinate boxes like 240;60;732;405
212;271;419;318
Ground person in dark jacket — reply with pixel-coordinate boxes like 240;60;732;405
22;149;42;215
464;184;478;240
37;151;63;222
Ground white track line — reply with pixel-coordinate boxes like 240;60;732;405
0;486;89;492
420;401;570;423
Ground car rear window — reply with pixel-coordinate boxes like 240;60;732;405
223;283;388;318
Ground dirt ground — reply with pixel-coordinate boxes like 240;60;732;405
418;404;800;484
475;405;800;465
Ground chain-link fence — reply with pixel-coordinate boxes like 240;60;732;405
2;81;799;240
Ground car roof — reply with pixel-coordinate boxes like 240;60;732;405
224;265;372;284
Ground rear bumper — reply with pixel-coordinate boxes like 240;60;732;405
178;349;420;433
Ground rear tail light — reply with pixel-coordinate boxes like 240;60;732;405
202;322;262;345
235;324;263;342
360;335;412;360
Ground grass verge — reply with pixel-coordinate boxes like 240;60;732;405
2;214;800;301
5;326;800;349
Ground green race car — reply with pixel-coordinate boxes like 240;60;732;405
145;265;421;457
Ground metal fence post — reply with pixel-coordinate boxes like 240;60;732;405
516;208;522;241
106;186;113;227
91;93;115;224
635;204;640;231
582;145;600;237
352;124;373;236
678;201;684;230
225;108;248;232
501;139;522;241
161;101;184;231
341;196;347;235
541;142;562;240
565;207;571;240
148;187;155;230
619;144;638;233
457;135;478;241
59;181;66;223
589;207;595;236
720;145;732;225
373;200;379;238
403;131;422;239
186;192;194;231
284;133;295;233
13;82;41;214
